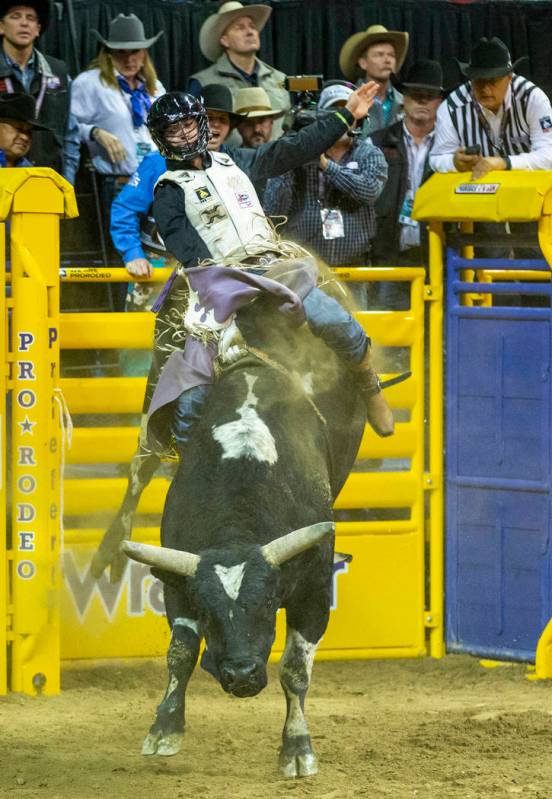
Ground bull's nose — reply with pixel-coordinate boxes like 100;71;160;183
220;661;266;697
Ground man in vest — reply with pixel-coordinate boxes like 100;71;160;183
146;84;396;455
0;1;79;182
188;1;290;142
430;37;552;178
339;24;409;137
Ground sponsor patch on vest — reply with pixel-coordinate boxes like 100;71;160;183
200;204;227;226
539;116;552;132
46;76;61;90
455;183;500;195
235;191;253;209
195;186;212;203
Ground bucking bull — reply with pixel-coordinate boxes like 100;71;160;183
93;273;371;777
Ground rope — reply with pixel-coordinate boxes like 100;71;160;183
52;388;73;555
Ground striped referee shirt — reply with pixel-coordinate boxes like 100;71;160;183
430;75;552;172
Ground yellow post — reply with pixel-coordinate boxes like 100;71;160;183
426;221;445;658
0;221;6;695
5;170;76;695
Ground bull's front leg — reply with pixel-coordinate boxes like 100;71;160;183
142;616;200;757
278;625;321;778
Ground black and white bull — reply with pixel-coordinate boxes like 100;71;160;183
122;295;365;778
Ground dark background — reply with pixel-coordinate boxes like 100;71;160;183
43;0;552;99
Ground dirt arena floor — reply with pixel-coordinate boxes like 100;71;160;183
1;654;551;799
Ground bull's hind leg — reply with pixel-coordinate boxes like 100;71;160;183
142;615;200;757
278;626;320;778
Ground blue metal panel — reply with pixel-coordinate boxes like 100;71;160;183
446;250;552;661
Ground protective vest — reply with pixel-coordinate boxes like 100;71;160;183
157;152;278;262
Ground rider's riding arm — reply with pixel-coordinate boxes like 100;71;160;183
153;181;211;267
234;108;355;183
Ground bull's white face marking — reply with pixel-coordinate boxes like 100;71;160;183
211;373;278;464
214;562;246;601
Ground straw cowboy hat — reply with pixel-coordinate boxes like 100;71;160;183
234;86;284;119
457;37;527;80
339;24;409;82
199;1;272;63
91;13;164;50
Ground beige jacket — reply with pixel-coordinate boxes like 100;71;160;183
190;52;290;143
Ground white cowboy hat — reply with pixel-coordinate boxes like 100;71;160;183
339;24;409;82
199;1;272;63
234;87;284;119
91;13;164;50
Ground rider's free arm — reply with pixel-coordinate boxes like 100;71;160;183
234;108;356;184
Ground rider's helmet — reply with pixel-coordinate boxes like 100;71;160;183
147;92;210;161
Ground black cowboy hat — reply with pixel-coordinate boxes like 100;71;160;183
0;92;49;129
391;59;445;96
200;84;244;128
458;37;527;80
0;0;50;30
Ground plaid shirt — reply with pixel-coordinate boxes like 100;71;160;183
264;136;387;265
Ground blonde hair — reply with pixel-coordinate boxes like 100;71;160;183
88;48;158;96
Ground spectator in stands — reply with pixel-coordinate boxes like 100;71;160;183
430;37;552;267
0;91;46;166
71;14;165;248
264;82;387;308
0;1;79;182
188;1;290;142
339;24;409;136
430;37;552;176
234;86;284;149
370;60;444;309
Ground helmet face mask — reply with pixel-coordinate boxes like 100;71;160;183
147;92;210;161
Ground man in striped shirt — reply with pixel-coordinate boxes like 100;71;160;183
430;37;552;179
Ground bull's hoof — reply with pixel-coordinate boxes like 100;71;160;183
141;730;183;757
278;752;318;779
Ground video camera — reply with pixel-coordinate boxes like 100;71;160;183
282;76;357;134
283;75;323;133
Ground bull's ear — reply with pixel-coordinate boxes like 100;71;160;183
261;521;334;567
121;541;200;577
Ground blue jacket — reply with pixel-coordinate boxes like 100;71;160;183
110;151;166;264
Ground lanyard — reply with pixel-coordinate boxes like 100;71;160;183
474;99;509;157
3;73;48;117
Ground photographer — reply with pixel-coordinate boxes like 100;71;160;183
264;82;387;307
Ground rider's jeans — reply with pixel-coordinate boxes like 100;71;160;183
171;285;368;454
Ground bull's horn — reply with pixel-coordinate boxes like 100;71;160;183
121;541;200;577
261;521;334;567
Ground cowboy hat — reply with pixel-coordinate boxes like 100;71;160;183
91;13;164;50
234;86;284;119
201;83;245;127
199;1;271;63
391;59;445;96
339;24;409;82
0;0;50;30
0;92;49;130
458;37;527;80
